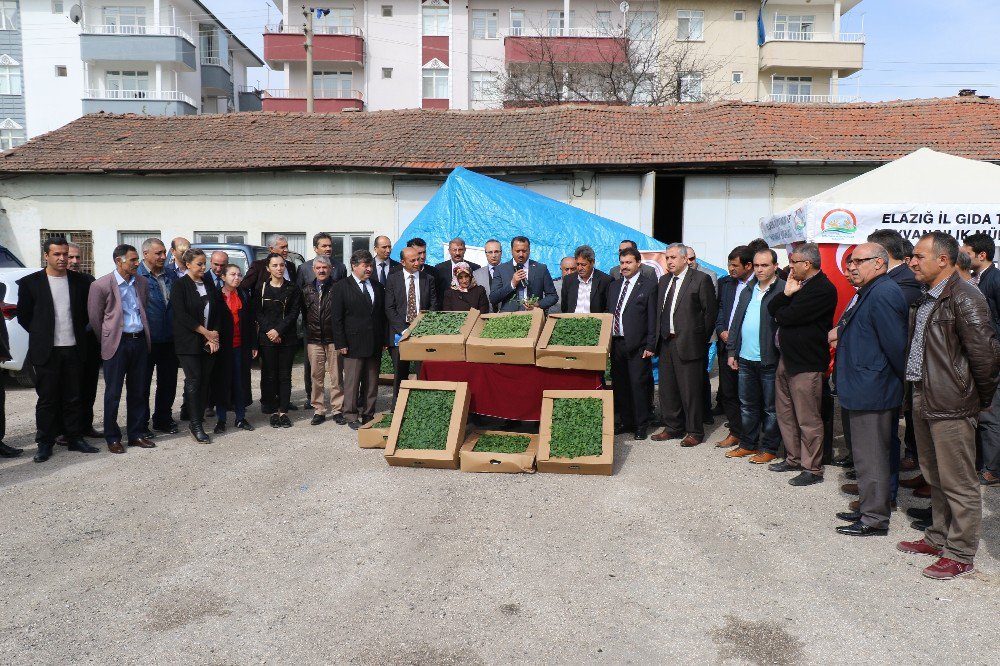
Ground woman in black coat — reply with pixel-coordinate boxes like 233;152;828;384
170;248;222;443
441;262;489;312
253;252;302;428
212;263;255;434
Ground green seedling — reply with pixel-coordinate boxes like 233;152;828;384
380;349;394;375
548;317;602;347
396;389;456;450
371;412;394;429
549;398;604;459
480;314;533;339
472;433;531;454
409;311;469;337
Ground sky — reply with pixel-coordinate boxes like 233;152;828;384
205;0;1000;101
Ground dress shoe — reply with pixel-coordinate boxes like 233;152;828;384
907;507;932;521
836;511;862;522
901;456;919;471
213;422;227;434
680;435;703;447
153;421;180;435
84;427;104;439
348;419;364;431
980;471;1000;486
716;433;740;448
33;442;54;463
914;484;932;498
270;414;280;428
922;557;974;580
768;460;801;472
108;441;126;454
849;500;860;512
127;438;156;448
835;520;888;537
789;471;823;486
189;425;211;444
67;438;99;453
235;419;255;431
911;519;931;531
841;483;859;496
899;474;926;489
55;435;69;446
634;427;648;441
725;447;758;459
332;413;347;426
286;404;299;412
845;469;858;481
304;400;312;410
897;538;942;557
311;414;326;426
830;455;853;468
142;430;156;440
613;423;632;435
651;430;684;442
749;452;777;464
0;442;23;458
279;414;293;428
361;414;376;425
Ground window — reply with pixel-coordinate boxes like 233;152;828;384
546;10;575;36
55;65;68;77
118;231;160;249
734;10;745;21
0;1;18;30
0;120;24;150
470;71;495;101
381;5;393;18
0;62;21;95
628;11;656;40
772;75;812;101
313;71;352;98
263;232;307;258
677;9;704;40
422;7;448;36
53;1;65;13
732;71;743;84
422;68;448;98
199;24;219;61
509;10;524;36
596;11;612;36
381;67;393;79
678;71;703;102
195;231;247;245
471;9;498;39
774;14;814;40
103;6;147;33
105;71;149;98
317;7;353;34
40;230;93;274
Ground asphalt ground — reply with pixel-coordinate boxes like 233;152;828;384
0;367;997;665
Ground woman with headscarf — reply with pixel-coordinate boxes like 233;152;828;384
442;261;489;312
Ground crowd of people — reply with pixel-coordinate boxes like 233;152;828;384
0;228;998;581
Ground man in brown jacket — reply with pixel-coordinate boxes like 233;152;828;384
897;231;1000;580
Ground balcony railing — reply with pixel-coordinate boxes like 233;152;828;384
506;27;618;38
262;88;363;100
766;94;862;103
767;31;865;43
83;24;195;43
201;56;231;73
264;23;363;37
84;88;197;106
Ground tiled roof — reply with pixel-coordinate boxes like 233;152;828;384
2;98;999;175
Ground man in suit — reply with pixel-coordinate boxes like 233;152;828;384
833;243;908;537
608;247;657;440
406;237;430;273
88;244;154;454
0;282;20;458
138;238;179;435
610;240;658;282
961;231;1000;486
433;238;481;296
651;243;718;446
473;239;503;312
67;241;104;440
166;236;190;279
714;245;753;449
333;250;387;429
296;232;347;409
207;251;229;290
489;236;558;312
385;246;438;406
373;235;402;287
16;237;100;463
551;257;576;314
562;245;613;314
244;235;299;295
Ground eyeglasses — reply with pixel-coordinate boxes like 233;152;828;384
846;257;878;267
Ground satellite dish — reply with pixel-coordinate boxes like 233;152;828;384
69;4;82;23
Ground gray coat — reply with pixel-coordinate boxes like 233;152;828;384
727;276;785;367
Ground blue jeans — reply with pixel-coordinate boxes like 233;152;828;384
216;347;247;424
738;359;780;454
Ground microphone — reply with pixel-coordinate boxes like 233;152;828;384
515;262;528;289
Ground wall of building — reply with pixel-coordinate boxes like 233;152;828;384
21;0;84;137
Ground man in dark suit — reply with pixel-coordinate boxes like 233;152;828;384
608;247;657;440
406;237;431;273
714;245;753;449
561;245;613;314
87;244;154;454
16;237;100;462
651;243;719;446
833;242;908;537
243;235;299;296
333;250;387;429
433;237;481;296
489;236;558;312
0;282;19;458
385;246;438;406
373;235;402;287
296;232;347;410
473;239;503;312
66;241;104;440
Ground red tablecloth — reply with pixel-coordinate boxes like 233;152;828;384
418;361;603;421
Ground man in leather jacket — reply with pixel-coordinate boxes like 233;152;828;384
301;256;344;426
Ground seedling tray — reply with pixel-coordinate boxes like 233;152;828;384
537;390;615;476
358;411;393;449
384;380;471;469
459;430;538;474
536;313;612;371
398;309;479;362
465;308;545;365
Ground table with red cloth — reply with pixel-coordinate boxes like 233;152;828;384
418;361;604;421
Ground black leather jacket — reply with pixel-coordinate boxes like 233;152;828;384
302;278;335;344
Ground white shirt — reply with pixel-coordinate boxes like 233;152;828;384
48;274;76;346
575;272;594;313
403;270;422;321
353;275;373;302
613;276;636;337
664;267;689;335
727;278;750;331
376;260;390;283
194;280;209;326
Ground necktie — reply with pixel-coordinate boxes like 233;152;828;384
406;274;417;323
613;278;630;336
215;275;223;289
661;276;678;336
379;263;387;285
489;266;494;282
362;280;373;305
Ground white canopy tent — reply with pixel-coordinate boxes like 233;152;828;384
761;148;1000;246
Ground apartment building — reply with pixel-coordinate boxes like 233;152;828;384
261;0;864;112
0;0;264;146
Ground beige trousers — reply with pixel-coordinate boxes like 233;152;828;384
307;343;344;416
775;359;824;475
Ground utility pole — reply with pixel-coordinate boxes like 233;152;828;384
303;5;314;112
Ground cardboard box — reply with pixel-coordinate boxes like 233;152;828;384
398;309;480;362
535;313;613;371
465;308;545;365
357;411;393;449
537;390;615;476
459;431;538;474
384;380;471;469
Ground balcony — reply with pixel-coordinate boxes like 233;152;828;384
766;94;861;104
760;32;865;75
82;89;198;115
263;24;364;68
201;56;233;96
80;24;197;71
505;28;626;64
260;88;364;113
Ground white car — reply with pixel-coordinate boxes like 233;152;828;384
0;267;37;387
